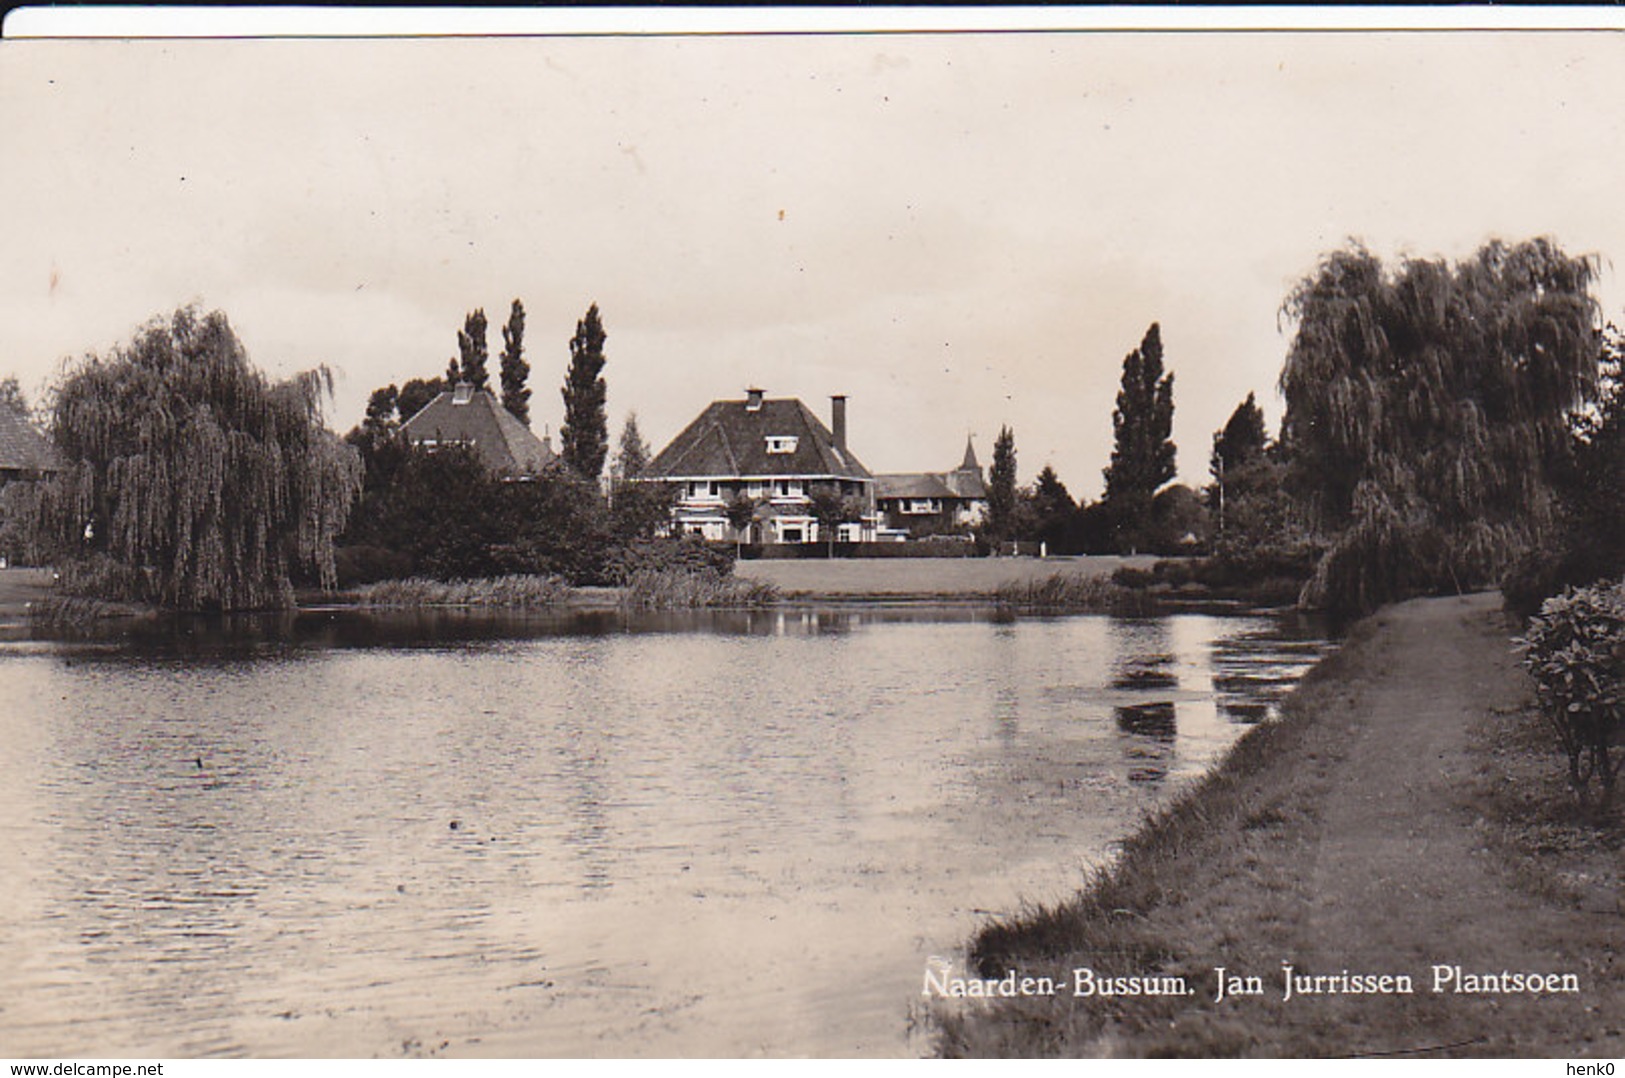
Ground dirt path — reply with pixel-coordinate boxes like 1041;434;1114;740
948;592;1622;1057
1282;594;1613;1054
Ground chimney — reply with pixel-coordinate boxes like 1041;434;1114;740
745;387;765;412
830;395;847;451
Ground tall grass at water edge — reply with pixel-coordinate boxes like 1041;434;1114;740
991;571;1149;614
619;567;780;609
351;574;574;608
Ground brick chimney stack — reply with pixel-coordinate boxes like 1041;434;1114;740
831;395;847;452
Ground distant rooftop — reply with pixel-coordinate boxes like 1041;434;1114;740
0;402;62;476
398;385;554;476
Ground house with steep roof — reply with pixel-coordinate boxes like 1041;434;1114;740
641;388;876;543
398;382;555;477
874;438;988;538
0;401;62;485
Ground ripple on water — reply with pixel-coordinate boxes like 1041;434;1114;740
0;608;1332;1057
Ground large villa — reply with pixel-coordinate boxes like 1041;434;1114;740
640;388;987;545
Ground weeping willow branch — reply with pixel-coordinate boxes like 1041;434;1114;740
1280;239;1603;614
25;306;363;611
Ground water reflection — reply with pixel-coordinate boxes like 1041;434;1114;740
24;605;1016;654
1114;702;1177;786
1115;701;1178;741
0;606;1333;1058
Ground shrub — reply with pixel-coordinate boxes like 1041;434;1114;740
344;450;611;584
1515;580;1625;807
1111;566;1158;590
601;534;734;584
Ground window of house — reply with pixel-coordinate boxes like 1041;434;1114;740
774;479;804;499
765;436;799;454
746;481;766;499
689;480;719;499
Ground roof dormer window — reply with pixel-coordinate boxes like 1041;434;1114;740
745;387;765;411
452;382;474;405
765;435;798;454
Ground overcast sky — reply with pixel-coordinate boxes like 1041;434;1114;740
4;24;1624;497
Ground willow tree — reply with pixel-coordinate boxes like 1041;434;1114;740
25;307;363;611
1279;238;1601;614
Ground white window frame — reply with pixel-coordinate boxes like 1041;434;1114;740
765;436;799;455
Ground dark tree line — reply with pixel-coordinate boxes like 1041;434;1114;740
985;321;1196;557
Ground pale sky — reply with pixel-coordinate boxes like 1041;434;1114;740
4;21;1624;498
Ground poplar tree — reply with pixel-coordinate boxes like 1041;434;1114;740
987;425;1018;545
457;308;490;391
499;299;531;425
560;303;609;481
1102;322;1177;552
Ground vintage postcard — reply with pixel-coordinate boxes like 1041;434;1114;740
1;8;1620;1065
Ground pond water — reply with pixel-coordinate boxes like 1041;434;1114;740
0;606;1331;1058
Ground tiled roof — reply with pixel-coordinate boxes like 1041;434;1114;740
876;438;987;501
645;397;872;481
876;469;987;501
398;387;555;476
0;402;62;474
876;472;956;499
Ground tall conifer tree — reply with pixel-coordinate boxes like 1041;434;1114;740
560;303;609;481
457;308;490;391
1102;322;1177;552
988;425;1018;544
499;299;531;425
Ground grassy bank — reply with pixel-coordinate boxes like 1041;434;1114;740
936;593;1621;1058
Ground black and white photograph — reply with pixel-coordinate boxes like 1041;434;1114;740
0;8;1621;1063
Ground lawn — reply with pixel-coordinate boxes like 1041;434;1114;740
733;554;1160;597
